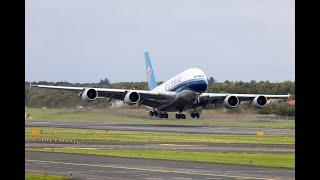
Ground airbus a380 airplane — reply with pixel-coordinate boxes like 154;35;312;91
33;52;290;119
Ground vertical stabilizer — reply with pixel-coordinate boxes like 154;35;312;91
144;51;157;90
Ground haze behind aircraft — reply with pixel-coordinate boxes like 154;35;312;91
33;52;290;119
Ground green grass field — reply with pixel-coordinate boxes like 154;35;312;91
26;148;294;169
25;172;68;180
26;108;295;129
25;127;294;145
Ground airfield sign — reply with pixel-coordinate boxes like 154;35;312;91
31;129;41;136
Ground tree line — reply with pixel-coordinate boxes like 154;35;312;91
25;80;294;116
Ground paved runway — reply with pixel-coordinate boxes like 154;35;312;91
26;142;294;153
26;151;294;180
26;120;295;136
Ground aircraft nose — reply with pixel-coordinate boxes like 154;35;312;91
202;80;208;92
188;79;208;93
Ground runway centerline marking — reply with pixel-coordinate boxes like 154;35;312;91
26;159;273;180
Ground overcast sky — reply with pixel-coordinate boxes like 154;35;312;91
26;0;294;83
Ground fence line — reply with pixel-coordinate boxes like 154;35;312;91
25;137;81;144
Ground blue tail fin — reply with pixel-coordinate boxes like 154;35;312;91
144;51;157;90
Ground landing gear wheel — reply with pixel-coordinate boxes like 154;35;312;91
149;111;154;117
191;112;199;119
154;111;158;117
191;113;195;118
176;114;185;119
164;113;168;118
159;113;163;118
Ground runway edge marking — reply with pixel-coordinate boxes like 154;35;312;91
25;159;274;180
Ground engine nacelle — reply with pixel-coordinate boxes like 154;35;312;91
81;88;98;102
252;95;268;108
224;95;240;109
124;91;140;105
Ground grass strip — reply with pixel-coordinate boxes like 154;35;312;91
25;172;68;180
26;148;294;169
26;127;294;145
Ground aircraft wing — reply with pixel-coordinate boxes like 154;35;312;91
199;93;291;101
32;85;176;107
198;92;291;108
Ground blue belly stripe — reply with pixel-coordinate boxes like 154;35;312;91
169;79;208;92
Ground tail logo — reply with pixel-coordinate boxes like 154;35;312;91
144;51;157;90
146;66;151;83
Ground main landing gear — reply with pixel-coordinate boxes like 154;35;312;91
175;113;186;119
149;111;168;118
190;112;200;118
175;112;200;119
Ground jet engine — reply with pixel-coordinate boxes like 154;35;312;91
81;88;98;101
124;91;140;105
224;95;240;109
252;95;268;108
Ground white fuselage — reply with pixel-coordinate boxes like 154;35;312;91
152;68;208;93
151;68;208;112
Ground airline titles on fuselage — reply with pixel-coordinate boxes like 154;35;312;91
165;75;182;91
